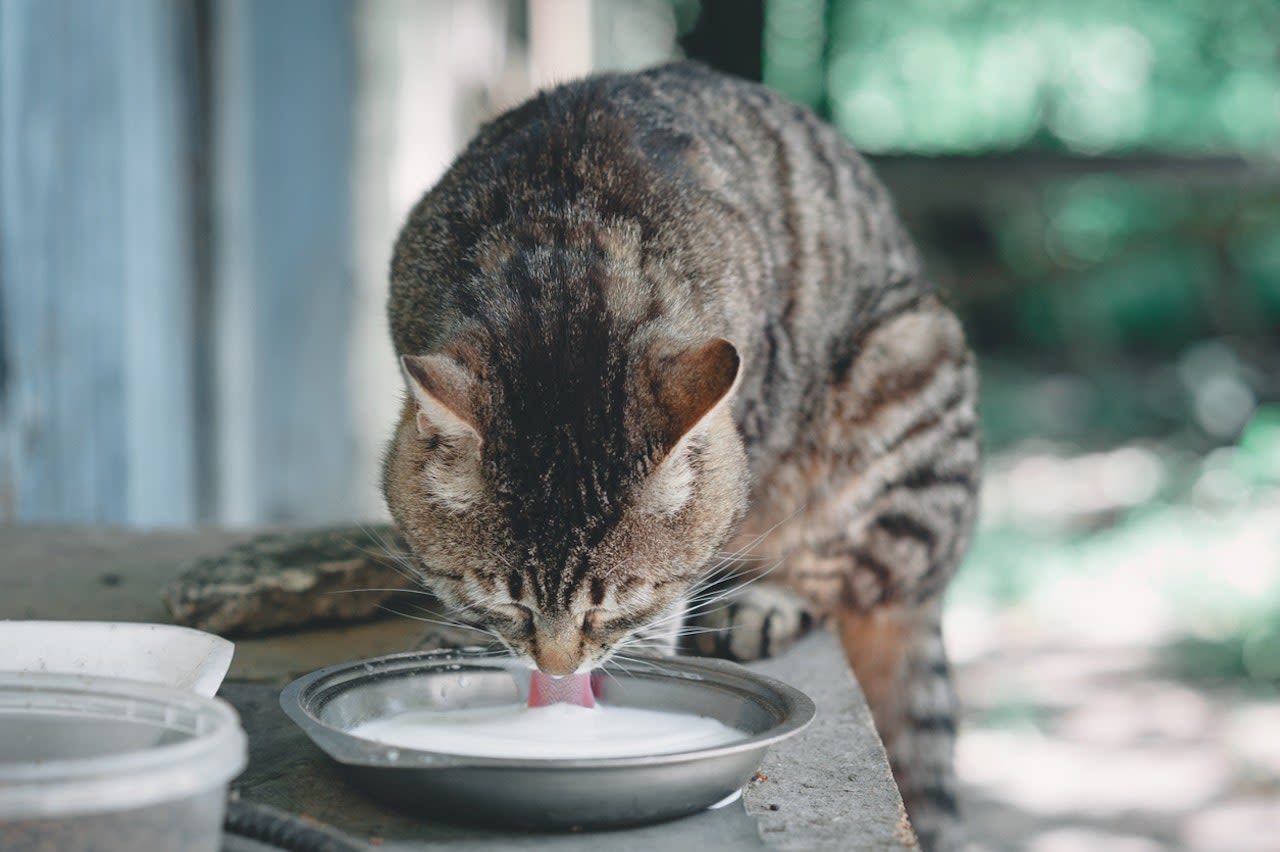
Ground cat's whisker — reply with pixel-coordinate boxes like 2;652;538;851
693;504;807;581
686;558;740;588
595;663;624;688
400;599;493;631
481;547;514;570
375;604;497;637
327;587;437;597
352;544;418;585
637;555;788;640
695;552;789;599
613;642;678;654
348;525;425;578
604;647;670;665
360;547;426;591
651;624;725;637
615;650;680;660
607;660;672;679
653;577;755;623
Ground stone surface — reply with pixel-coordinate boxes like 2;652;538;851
747;636;920;851
0;525;252;623
224;618;427;684
163;525;417;635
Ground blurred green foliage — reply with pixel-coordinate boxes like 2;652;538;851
1238;405;1280;484
765;0;1280;154
985;178;1280;354
760;2;1280;360
953;406;1280;689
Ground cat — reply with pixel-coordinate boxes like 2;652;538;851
382;62;980;851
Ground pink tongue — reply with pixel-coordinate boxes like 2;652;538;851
528;671;595;708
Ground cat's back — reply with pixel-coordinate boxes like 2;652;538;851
391;64;923;360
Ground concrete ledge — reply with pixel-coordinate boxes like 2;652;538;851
748;635;918;850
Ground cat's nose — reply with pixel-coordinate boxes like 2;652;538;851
532;640;581;676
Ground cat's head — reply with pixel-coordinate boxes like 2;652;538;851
382;334;749;674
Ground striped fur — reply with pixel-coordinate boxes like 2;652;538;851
382;63;979;850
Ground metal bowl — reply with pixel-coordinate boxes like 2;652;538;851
279;648;815;830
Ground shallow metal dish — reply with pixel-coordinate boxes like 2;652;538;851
279;648;815;830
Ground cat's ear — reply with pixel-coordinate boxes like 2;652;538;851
401;354;482;443
653;337;741;450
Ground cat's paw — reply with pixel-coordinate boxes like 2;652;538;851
688;581;815;662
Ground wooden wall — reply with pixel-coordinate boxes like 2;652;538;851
0;0;202;525
0;0;358;526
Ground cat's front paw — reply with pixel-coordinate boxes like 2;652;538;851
688;582;814;662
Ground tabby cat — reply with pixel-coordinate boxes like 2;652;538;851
382;62;980;851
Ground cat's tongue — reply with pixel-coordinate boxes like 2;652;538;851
528;671;595;708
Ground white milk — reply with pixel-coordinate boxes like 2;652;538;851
348;703;745;760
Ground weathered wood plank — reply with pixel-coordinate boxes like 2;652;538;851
120;0;201;525
0;0;199;524
212;0;358;524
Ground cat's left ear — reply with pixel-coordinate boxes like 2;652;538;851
401;354;483;443
653;337;741;450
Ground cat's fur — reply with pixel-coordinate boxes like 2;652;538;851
383;63;979;851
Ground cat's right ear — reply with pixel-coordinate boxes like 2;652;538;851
652;337;741;451
401;354;482;443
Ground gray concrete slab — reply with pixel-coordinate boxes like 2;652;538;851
748;637;918;850
0;525;251;622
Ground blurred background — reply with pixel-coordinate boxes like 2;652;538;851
2;1;1278;849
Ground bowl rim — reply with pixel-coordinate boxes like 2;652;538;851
0;671;247;819
279;648;816;770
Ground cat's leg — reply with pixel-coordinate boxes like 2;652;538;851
839;600;960;852
796;294;979;852
687;580;816;661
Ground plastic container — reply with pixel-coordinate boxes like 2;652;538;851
0;620;235;697
0;672;247;852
